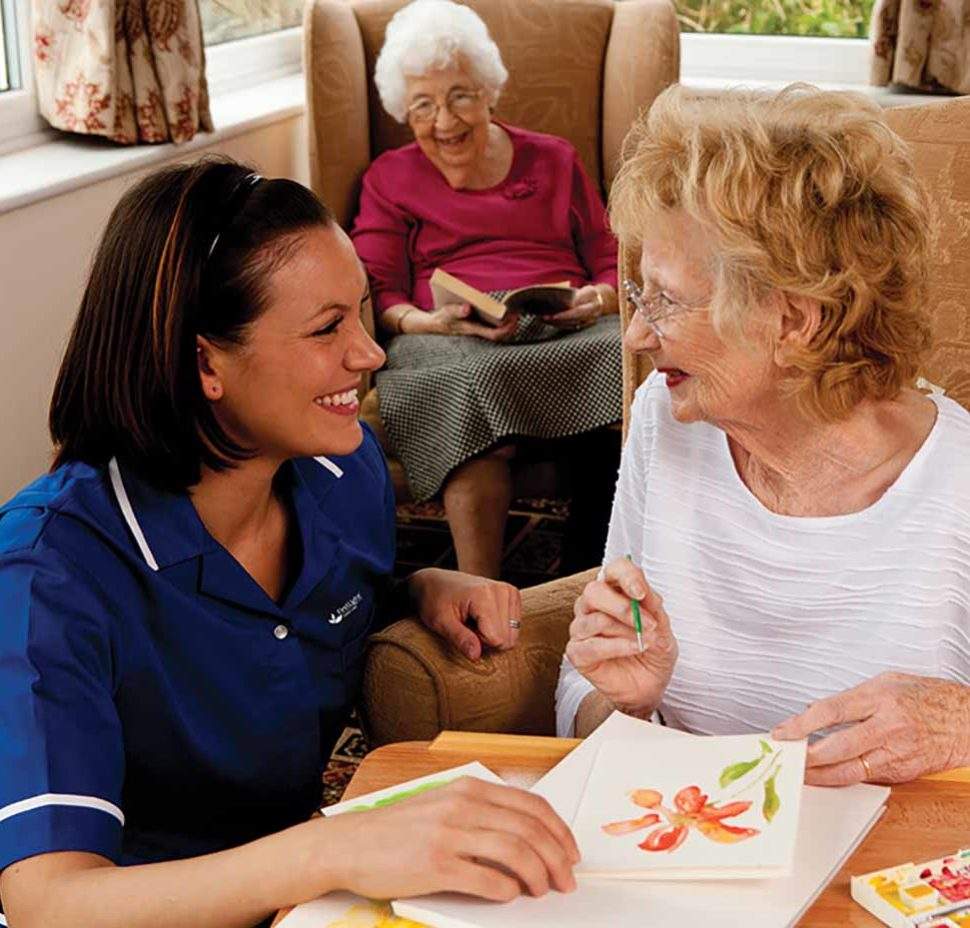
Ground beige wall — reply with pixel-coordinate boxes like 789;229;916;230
0;115;309;501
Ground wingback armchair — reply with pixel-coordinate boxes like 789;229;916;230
303;0;680;499
359;94;970;747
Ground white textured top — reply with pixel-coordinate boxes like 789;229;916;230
556;372;970;737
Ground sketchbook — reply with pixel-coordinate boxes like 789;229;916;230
429;268;575;326
573;734;806;879
393;713;889;928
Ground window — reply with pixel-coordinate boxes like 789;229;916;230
0;0;21;94
676;0;876;39
199;0;303;46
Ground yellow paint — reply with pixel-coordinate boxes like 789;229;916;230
949;909;970;927
875;881;921;915
902;884;935;900
325;901;428;928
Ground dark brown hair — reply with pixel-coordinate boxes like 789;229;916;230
49;157;334;491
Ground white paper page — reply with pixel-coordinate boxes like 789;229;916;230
573;735;806;878
322;761;503;816
394;713;889;928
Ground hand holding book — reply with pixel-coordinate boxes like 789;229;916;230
544;284;611;330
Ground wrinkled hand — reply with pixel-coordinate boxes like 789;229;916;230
565;557;678;716
425;302;519;341
409;567;522;660
323;776;579;901
772;671;970;786
545;284;611;330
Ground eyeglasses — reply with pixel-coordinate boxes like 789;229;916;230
406;89;484;124
622;278;706;339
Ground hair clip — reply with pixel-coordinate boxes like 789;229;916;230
207;173;264;260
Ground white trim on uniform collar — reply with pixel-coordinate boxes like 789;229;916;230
108;457;160;572
314;456;344;478
108;456;341;572
0;792;125;827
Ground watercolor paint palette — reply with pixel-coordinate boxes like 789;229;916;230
851;849;970;928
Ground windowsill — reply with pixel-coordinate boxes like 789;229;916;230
0;71;305;215
680;74;955;108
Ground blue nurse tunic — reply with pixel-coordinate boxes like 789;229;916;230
0;423;395;876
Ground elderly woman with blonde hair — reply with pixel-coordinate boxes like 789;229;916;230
557;85;970;786
352;0;621;586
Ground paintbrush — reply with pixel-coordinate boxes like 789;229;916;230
625;553;644;653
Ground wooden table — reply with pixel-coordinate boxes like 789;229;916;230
275;732;970;927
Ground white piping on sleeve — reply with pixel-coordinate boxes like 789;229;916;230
314;456;344;478
0;792;125;827
107;457;159;571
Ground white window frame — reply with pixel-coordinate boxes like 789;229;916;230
681;32;871;86
0;0;46;153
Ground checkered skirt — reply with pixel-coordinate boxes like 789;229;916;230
375;315;623;501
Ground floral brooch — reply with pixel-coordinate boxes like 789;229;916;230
502;176;538;199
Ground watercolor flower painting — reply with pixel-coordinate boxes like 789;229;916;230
602;739;783;854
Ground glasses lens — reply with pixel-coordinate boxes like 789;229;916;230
409;101;436;122
449;91;479;115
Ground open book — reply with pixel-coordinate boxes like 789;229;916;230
572;735;806;880
429;268;576;326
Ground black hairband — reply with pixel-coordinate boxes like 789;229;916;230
206;173;264;260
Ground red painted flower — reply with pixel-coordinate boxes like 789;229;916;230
602;784;760;853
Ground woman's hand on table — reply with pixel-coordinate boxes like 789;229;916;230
545;284;614;330
410;302;519;341
321;776;579;901
408;567;522;659
772;671;970;785
566;556;678;717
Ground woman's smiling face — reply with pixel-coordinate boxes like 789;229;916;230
405;61;490;177
199;224;386;462
624;209;780;428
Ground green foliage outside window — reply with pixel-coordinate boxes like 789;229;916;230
676;0;876;38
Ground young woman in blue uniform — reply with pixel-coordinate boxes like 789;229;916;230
0;160;578;927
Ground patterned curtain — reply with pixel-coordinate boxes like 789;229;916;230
31;0;213;144
871;0;970;94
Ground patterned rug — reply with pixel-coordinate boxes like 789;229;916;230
320;495;574;806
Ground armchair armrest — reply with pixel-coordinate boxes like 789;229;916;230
360;569;597;747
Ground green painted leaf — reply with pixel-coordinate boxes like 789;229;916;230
763;771;781;822
760;739;773;755
718;758;761;789
348;778;451;812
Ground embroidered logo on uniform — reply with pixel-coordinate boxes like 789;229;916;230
329;592;363;625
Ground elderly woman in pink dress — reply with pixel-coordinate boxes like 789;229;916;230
352;0;621;586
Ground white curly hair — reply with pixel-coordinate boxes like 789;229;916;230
374;0;509;123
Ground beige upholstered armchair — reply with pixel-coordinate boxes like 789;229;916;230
358;95;970;747
303;0;680;498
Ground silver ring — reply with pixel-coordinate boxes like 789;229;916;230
509;620;522;629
